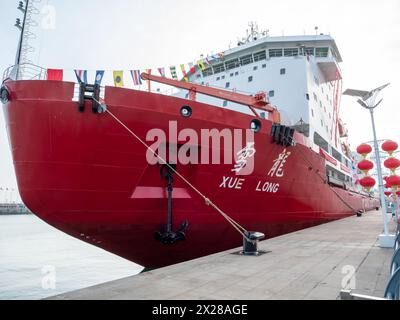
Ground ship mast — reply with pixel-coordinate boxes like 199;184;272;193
15;0;30;66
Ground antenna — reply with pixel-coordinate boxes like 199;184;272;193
14;0;40;78
239;23;268;46
314;26;319;35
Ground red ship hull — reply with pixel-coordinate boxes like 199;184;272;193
2;80;379;268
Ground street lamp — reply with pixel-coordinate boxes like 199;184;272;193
344;83;396;248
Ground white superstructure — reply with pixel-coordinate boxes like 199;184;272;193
175;29;354;185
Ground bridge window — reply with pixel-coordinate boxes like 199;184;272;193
314;132;329;152
223;100;228;107
202;67;213;77
253;66;258;71
269;90;275;97
327;166;346;182
248;76;253;82
262;64;266;68
331;148;343;163
240;54;253;66
253;50;266;61
269;49;283;57
305;47;315;56
284;48;299;56
316;47;329;58
213;63;225;74
280;68;286;75
225;82;230;88
225;58;240;70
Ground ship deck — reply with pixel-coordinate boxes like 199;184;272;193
49;210;395;300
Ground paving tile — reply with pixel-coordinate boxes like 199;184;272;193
49;210;395;300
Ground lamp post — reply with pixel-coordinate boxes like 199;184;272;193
344;83;395;248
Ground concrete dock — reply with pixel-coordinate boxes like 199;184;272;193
50;210;395;300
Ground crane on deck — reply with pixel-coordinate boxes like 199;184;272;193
140;72;281;124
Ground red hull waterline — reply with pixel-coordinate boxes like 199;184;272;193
2;80;379;268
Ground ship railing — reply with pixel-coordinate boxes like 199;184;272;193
341;225;400;300
2;63;47;82
70;84;178;102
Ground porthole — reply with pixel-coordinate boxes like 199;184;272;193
0;86;10;104
180;105;192;118
250;119;262;133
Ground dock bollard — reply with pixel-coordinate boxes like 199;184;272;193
242;231;265;256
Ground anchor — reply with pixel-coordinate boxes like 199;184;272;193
154;164;189;244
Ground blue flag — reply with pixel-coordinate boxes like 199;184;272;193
74;70;87;84
95;70;105;86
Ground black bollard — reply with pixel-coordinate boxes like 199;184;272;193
242;231;265;256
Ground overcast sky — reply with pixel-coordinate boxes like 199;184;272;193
0;0;399;193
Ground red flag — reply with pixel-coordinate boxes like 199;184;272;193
188;62;196;74
47;69;63;81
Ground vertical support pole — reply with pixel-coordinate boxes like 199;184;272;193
369;108;389;235
15;0;30;80
166;172;173;234
189;88;197;101
147;69;152;93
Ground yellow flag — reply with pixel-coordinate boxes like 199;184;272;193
113;70;124;87
197;59;205;71
180;64;188;82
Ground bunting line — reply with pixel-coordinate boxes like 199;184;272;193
43;49;229;87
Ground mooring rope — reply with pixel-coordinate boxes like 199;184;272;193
96;97;357;242
99;104;252;242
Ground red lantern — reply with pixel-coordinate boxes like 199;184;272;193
387;175;400;190
384;191;392;197
357;144;372;158
359;176;376;191
384;177;391;188
384;157;400;174
357;159;374;174
382;140;398;156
